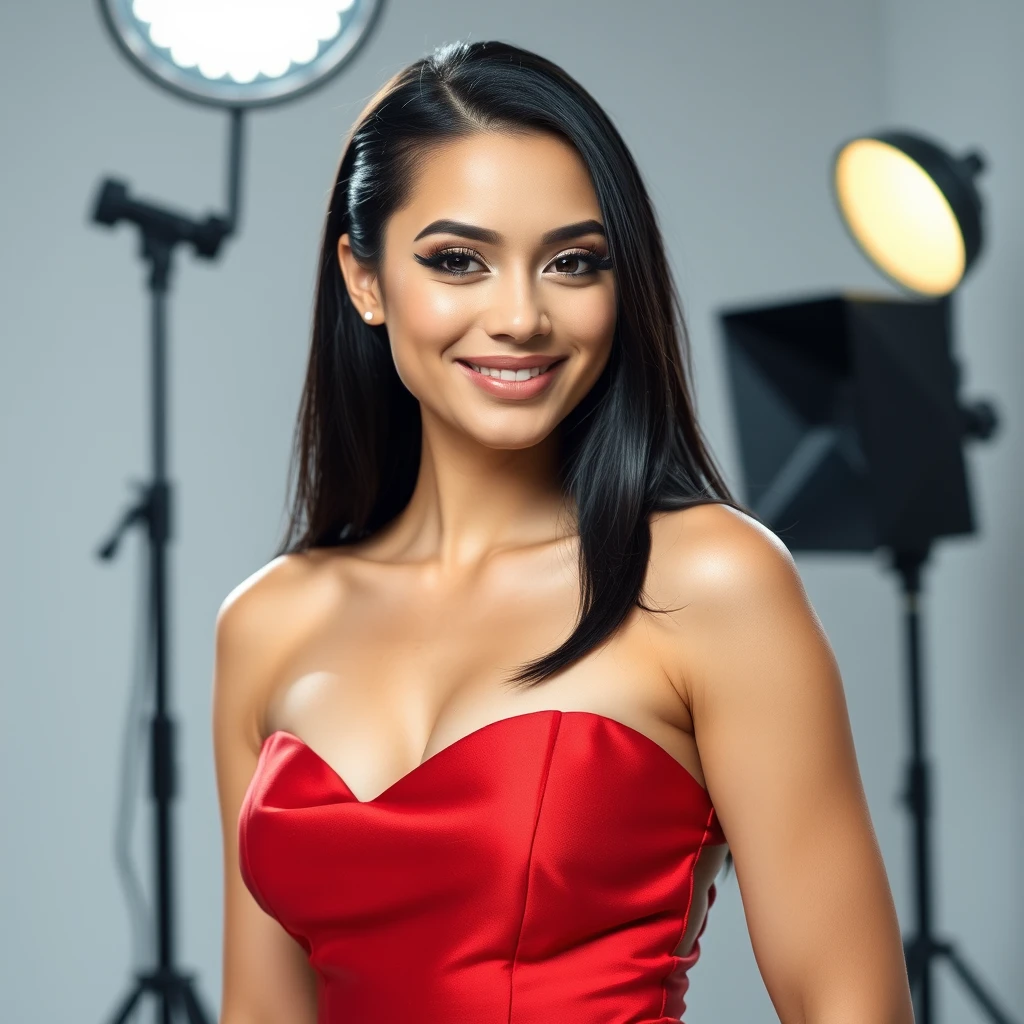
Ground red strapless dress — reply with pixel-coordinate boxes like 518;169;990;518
239;708;726;1023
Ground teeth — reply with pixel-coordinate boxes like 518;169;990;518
468;363;547;380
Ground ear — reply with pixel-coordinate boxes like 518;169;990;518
337;232;384;323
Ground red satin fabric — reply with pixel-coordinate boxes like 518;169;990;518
239;708;726;1023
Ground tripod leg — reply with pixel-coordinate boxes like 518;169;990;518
106;982;146;1024
179;978;215;1024
937;943;1020;1024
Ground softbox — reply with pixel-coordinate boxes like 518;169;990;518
719;292;975;553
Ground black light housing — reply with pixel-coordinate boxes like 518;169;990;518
832;130;986;296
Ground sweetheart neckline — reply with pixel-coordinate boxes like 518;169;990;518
261;708;711;806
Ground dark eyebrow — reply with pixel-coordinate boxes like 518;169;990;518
412;218;606;245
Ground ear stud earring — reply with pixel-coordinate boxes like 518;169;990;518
364;310;374;321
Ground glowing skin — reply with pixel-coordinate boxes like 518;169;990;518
342;130;615;448
215;129;913;1024
336;130;616;565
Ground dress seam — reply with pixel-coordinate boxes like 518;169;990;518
660;803;717;1020
507;710;561;1024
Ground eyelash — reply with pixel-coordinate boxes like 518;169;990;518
414;245;613;278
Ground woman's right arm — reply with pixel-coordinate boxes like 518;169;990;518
213;564;319;1024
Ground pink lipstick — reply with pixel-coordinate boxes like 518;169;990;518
455;355;566;400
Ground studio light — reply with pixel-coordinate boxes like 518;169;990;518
832;131;986;296
90;3;386;1022
720;125;1014;1024
99;0;384;108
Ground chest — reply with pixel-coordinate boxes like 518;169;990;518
261;548;699;804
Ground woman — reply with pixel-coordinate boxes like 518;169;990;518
214;39;913;1024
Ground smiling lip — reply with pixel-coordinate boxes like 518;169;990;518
456;354;564;371
455;355;566;400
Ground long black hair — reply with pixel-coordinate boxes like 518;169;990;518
275;39;760;692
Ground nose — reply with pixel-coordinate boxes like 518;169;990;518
482;265;551;344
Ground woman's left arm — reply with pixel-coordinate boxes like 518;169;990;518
657;506;914;1024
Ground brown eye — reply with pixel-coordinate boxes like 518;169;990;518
414;246;485;277
439;253;480;274
552;254;589;275
548;249;613;277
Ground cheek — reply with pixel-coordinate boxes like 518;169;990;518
564;284;617;360
386;262;472;340
382;276;472;394
385;280;473;364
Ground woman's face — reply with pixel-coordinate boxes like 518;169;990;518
338;130;617;451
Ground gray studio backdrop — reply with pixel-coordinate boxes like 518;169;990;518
1;1;1020;1021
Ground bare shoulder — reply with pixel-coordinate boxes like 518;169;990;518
651;499;802;589
218;544;355;633
214;549;345;747
646;502;831;721
648;505;912;1021
217;550;320;630
648;502;808;623
214;549;329;1023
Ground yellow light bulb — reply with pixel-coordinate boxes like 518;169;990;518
835;138;966;296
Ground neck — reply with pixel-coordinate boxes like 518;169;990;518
374;407;574;571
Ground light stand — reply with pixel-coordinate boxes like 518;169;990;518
720;288;1014;1024
88;5;384;1020
896;544;1015;1024
92;108;245;1024
828;130;1016;1024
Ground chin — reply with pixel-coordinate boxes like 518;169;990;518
460;416;559;452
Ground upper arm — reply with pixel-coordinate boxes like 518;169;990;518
213;559;319;1024
655;505;913;1024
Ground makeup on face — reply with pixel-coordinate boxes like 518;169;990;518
375;132;617;427
412;219;612;281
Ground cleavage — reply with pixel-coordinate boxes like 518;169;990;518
264;673;703;803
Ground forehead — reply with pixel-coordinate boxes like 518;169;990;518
391;130;601;240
